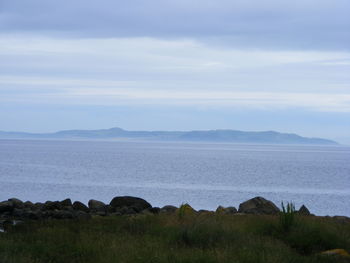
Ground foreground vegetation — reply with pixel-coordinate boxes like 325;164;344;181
0;210;349;263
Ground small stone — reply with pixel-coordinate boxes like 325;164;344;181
298;205;311;216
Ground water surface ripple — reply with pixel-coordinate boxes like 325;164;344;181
0;139;349;216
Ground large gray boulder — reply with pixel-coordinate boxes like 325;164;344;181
73;201;89;212
216;206;237;214
110;196;152;213
238;197;280;215
88;199;106;212
60;198;72;208
8;198;24;209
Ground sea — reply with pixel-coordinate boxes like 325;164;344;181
0;139;349;216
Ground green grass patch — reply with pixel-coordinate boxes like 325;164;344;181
0;213;349;263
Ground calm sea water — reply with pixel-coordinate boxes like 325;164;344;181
0;139;349;216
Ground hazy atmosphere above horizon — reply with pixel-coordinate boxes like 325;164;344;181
0;0;349;143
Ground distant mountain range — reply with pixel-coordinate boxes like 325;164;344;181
0;127;338;145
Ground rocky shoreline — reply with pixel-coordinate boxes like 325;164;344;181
0;196;348;231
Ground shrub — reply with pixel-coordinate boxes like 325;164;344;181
177;203;195;221
279;202;296;232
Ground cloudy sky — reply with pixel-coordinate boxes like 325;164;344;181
0;0;349;143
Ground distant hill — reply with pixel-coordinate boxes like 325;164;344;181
0;127;338;145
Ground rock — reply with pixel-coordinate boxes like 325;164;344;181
117;206;137;215
141;209;153;215
63;206;74;211
95;211;108;216
13;220;24;226
0;201;14;213
106;205;115;214
297;205;310;216
41;211;51;219
321;249;350;258
75;211;91;220
51;210;74;219
111;212;122;216
24;210;42;220
24;201;34;209
12;208;26;218
147;207;160;214
333;216;350;224
60;198;72;207
8;198;24;209
0;211;11;219
225;207;238;214
33;202;44;210
160;205;178;214
1;219;14;231
110;196;152;213
238;197;280;215
88;199;106;212
177;204;196;216
44;201;62;211
216;206;237;214
13;208;42;220
233;213;246;216
73;201;89;212
216;206;225;213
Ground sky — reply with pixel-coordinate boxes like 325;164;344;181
0;0;349;143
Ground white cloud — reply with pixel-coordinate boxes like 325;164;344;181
0;36;349;112
1;79;350;112
1;36;349;66
1;0;349;50
53;89;350;112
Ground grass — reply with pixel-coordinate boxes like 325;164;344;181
279;202;296;232
0;212;350;263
